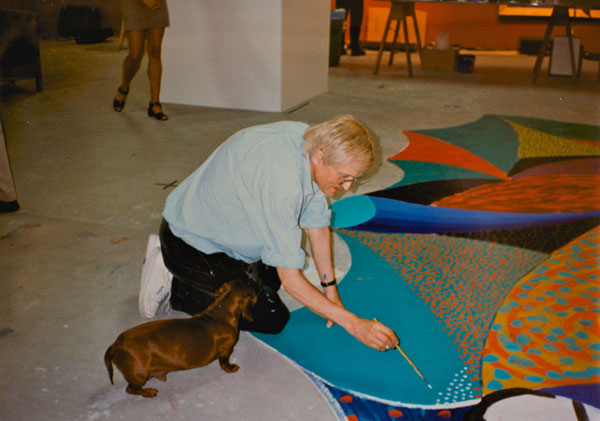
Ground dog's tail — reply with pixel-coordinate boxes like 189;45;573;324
104;344;115;385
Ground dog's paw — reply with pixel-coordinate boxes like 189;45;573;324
220;362;239;373
141;387;159;398
126;385;159;398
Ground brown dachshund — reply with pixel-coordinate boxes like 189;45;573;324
104;279;258;397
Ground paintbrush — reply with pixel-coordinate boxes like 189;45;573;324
374;318;433;389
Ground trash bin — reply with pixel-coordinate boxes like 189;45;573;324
329;9;346;67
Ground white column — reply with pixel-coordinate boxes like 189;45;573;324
161;0;329;112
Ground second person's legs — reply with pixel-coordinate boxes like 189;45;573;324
114;29;146;108
348;0;365;56
146;27;168;120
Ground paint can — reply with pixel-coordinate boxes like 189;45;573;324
457;54;475;73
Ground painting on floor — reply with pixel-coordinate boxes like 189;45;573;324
252;115;600;421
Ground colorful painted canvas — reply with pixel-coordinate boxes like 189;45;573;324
252;115;600;420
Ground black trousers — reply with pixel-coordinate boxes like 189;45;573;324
159;219;290;334
336;0;364;29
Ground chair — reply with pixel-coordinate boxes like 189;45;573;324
373;1;422;77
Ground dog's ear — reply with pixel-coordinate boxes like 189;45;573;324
214;282;233;299
241;300;254;322
241;289;258;322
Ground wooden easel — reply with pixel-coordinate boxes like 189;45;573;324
374;1;422;77
532;5;576;84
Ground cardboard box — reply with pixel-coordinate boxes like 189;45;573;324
420;46;459;72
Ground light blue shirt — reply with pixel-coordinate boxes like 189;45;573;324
163;121;331;269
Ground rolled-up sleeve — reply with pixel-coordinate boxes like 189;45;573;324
299;188;331;229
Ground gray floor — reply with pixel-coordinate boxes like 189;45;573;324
1;39;599;421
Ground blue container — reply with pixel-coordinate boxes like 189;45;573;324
457;54;475;73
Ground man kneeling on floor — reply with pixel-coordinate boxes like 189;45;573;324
142;115;399;352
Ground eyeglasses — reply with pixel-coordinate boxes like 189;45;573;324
333;166;362;186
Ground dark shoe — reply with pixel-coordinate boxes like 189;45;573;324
112;87;128;112
148;102;169;121
0;200;19;213
349;27;366;57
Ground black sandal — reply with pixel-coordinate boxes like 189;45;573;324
148;102;169;121
112;87;128;112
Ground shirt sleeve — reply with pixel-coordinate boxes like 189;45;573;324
299;187;331;229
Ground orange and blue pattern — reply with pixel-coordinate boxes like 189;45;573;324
482;226;600;392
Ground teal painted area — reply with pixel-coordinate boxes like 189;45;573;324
500;115;600;141
508;355;535;368
547;371;563;379
527;315;549;323
564;367;600;380
252;231;466;406
552;279;568;285
559;357;574;366
524;375;545;383
413;115;520;172
483;354;500;363
494;368;512;380
330;195;375;229
386;160;499;188
504;342;523;352
530;327;543;333
487;380;503;390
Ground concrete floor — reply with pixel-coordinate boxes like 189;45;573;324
1;38;599;421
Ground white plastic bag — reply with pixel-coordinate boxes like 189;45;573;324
138;234;173;318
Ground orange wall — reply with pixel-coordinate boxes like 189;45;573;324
333;1;600;51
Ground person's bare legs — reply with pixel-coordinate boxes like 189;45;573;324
114;29;146;105
146;27;168;120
